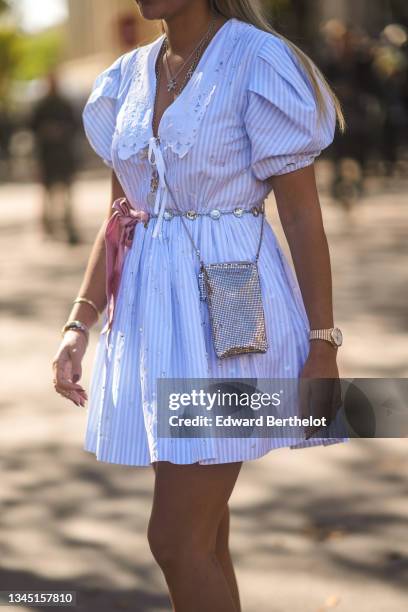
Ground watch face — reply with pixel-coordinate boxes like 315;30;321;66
331;328;343;347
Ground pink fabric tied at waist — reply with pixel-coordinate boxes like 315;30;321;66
101;198;149;340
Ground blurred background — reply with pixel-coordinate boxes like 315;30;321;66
1;1;407;611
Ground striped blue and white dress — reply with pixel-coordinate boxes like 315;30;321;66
82;17;349;466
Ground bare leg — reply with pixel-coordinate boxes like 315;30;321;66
151;464;241;610
148;461;242;612
215;505;241;612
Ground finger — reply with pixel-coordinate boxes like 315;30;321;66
54;383;87;409
56;379;86;393
56;384;87;400
61;351;86;394
53;357;86;392
71;391;86;406
52;349;88;405
58;388;86;406
67;394;84;407
57;388;77;402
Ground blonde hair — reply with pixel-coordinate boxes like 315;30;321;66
210;0;346;132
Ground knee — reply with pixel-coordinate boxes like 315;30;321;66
147;523;174;569
147;521;216;574
147;517;181;569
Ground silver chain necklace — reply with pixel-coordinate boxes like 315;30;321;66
163;13;217;96
148;14;219;205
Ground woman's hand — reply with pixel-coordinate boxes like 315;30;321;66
299;341;342;439
52;331;89;407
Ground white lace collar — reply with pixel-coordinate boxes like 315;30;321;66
116;17;244;160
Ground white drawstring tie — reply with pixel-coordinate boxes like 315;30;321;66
148;136;168;239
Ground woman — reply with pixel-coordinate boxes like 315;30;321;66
52;1;348;610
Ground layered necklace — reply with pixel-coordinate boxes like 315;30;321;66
162;13;217;98
148;13;219;205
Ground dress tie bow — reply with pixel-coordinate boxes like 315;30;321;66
101;138;168;342
148;136;168;239
102;197;149;343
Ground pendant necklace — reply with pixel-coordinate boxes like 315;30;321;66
163;13;217;97
147;13;218;206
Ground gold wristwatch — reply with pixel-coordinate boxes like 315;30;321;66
309;327;343;348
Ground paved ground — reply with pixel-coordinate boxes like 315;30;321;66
1;165;407;611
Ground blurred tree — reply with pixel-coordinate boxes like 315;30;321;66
0;27;63;106
0;0;63;106
0;0;10;13
0;28;20;104
14;30;63;81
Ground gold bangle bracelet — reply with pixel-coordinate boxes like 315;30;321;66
73;297;100;318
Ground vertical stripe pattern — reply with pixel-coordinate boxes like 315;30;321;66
82;18;348;466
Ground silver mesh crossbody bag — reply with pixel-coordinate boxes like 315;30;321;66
163;177;268;359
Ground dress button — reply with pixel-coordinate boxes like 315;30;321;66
210;209;221;220
186;210;198;220
251;206;260;217
233;207;244;217
163;210;174;221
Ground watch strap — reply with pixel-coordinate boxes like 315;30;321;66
309;328;334;343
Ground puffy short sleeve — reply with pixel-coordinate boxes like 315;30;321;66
244;34;336;180
82;55;124;169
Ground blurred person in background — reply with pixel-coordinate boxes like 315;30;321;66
318;20;381;211
372;24;408;177
52;0;348;610
117;12;140;51
31;71;80;244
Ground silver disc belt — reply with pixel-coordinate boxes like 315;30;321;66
148;204;263;221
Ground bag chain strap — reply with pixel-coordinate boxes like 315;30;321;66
161;172;265;268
